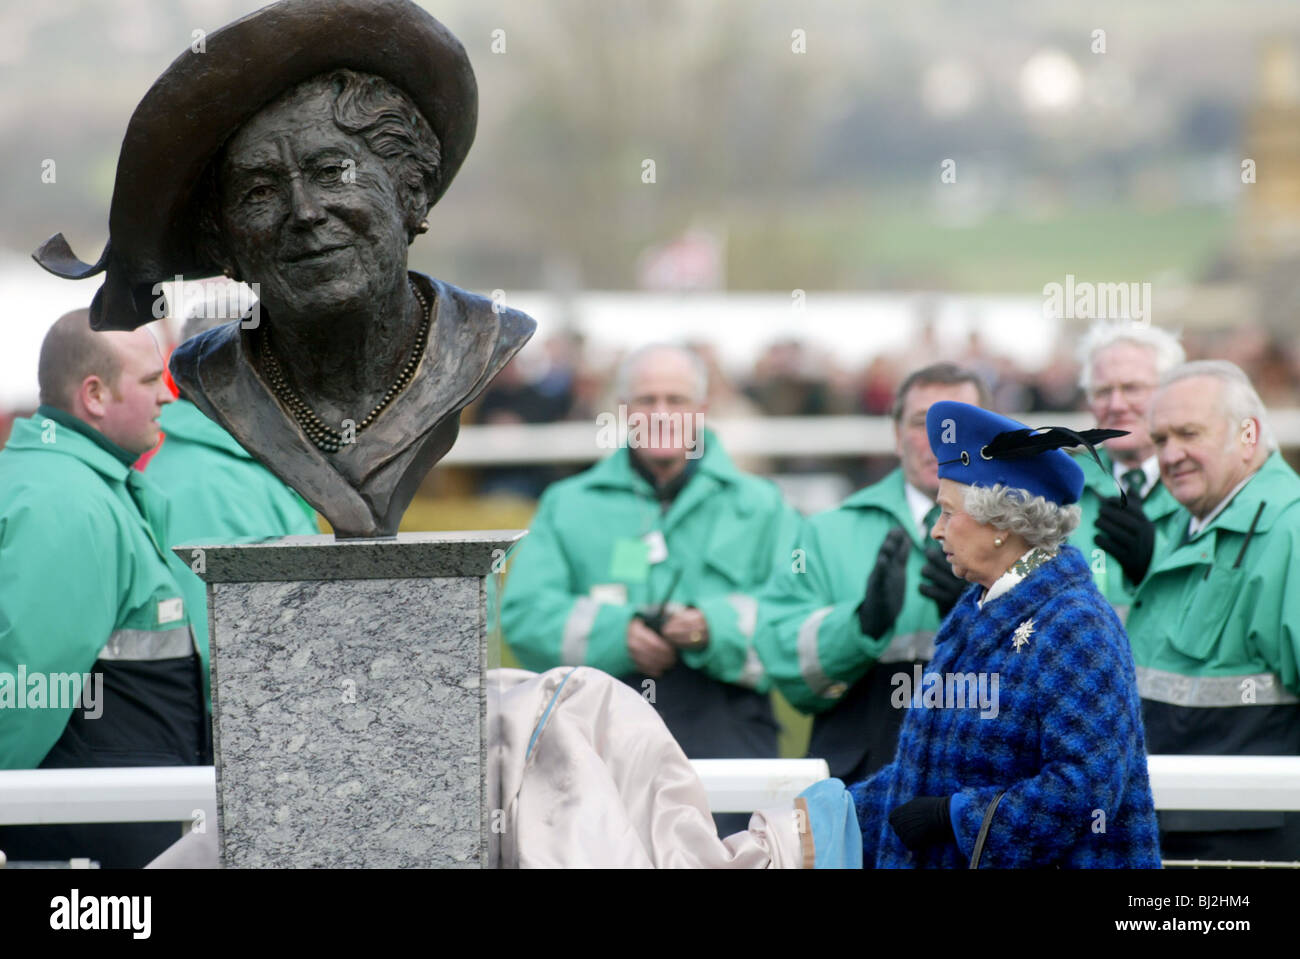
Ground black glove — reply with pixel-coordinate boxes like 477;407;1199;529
856;526;910;640
635;609;667;635
1095;495;1156;585
918;545;966;618
889;795;954;851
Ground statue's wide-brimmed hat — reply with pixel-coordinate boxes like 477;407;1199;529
925;401;1127;506
33;0;477;331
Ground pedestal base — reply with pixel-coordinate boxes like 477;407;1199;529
181;531;522;868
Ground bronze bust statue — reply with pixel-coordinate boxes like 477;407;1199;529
34;0;535;538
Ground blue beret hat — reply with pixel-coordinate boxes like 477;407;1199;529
925;401;1093;505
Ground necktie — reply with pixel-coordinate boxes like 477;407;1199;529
1122;468;1147;504
922;503;941;538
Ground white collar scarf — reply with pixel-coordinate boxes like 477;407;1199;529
978;547;1057;609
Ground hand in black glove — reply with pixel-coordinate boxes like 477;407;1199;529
856;526;910;640
1095;495;1156;585
889;795;954;851
918;545;966;618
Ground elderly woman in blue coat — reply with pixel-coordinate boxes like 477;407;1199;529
851;401;1161;868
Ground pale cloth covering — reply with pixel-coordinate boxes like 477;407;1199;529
490;667;805;868
147;665;805;867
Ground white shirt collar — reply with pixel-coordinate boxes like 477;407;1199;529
1111;455;1159;499
1187;470;1258;539
903;481;935;540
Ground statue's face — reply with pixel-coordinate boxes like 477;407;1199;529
218;88;411;318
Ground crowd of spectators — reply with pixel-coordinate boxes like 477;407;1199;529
468;321;1300;498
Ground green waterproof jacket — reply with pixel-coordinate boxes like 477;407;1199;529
0;410;204;769
756;468;941;715
144;399;319;707
500;432;801;693
1067;449;1185;619
1124;451;1300;847
1126;451;1300;700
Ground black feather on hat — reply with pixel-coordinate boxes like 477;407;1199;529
926;401;1131;506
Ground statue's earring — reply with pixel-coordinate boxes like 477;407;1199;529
416;219;430;234
994;537;1004;548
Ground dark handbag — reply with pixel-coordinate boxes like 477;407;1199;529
968;791;1005;869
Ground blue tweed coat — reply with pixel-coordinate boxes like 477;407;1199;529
849;545;1161;868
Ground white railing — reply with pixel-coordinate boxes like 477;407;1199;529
1145;754;1300;811
2;756;1298;825
441;412;1300;466
0;766;216;827
692;759;829;812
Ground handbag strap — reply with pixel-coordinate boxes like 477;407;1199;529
968;791;1006;869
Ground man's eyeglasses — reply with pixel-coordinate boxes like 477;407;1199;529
1088;382;1155;404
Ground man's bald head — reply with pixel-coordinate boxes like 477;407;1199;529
36;309;173;454
38;309;123;412
615;344;708;405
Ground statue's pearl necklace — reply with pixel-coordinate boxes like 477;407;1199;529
260;279;431;454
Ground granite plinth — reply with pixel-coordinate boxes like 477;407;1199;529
182;530;524;582
178;531;524;868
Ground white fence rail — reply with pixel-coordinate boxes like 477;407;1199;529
442;412;1300;466
2;756;1299;824
1146;755;1300;812
0;766;216;827
692;759;829;812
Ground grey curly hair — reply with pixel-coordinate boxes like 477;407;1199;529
962;483;1080;551
1077;320;1185;394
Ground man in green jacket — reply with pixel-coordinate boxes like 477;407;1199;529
0;310;209;867
145;308;320;707
1068;321;1186;620
1128;360;1300;862
501;344;801;829
756;363;988;783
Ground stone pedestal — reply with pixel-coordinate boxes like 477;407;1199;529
178;531;522;868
